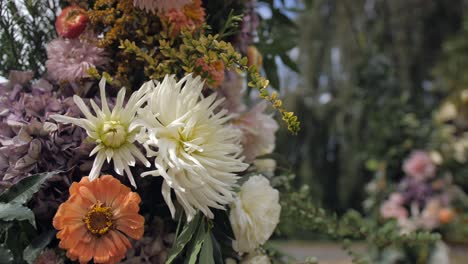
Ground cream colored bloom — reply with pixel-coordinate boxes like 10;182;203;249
230;175;281;253
51;78;151;187
136;74;248;221
241;253;271;264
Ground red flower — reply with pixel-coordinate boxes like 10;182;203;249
56;6;88;39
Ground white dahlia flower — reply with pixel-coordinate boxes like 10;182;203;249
230;175;281;253
51;78;151;187
136;74;248;221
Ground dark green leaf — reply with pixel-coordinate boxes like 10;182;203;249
23;230;56;264
199;231;214;264
210;233;224;264
263;56;280;89
0;244;14;263
0;203;36;228
272;9;297;29
185;221;206;264
280;54;300;73
0;171;59;205
166;213;201;264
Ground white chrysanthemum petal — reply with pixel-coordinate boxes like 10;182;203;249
50;115;84;128
90;100;106;119
89;151;106;180
99;78;111;116
137;74;248;221
162;181;176;217
89;145;104;157
111;88;126;118
52;78;149;186
73;95;97;122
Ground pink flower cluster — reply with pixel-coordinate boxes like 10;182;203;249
46;37;107;83
380;150;455;232
402;150;436;181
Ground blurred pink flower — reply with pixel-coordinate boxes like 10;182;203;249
380;193;408;220
402;150;436;181
45;37;107;83
233;102;279;162
133;0;191;13
218;71;246;114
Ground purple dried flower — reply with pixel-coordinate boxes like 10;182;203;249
123;217;174;264
0;80;91;189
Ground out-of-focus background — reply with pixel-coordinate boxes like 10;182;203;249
261;0;468;262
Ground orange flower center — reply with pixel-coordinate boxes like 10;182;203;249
84;204;113;235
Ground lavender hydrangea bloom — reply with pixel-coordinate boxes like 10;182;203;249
0;80;91;190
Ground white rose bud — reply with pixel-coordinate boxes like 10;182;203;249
230;175;281;253
241;253;271;264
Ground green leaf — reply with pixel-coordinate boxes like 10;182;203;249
280;53;300;73
185;221;206;264
199;231;214;264
272;9;297;29
0;244;14;263
210;233;224;264
0;171;59;205
23;230;55;264
263;56;280;89
166;213;201;264
0;203;36;228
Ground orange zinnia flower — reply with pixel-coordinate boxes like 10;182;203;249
53;175;145;264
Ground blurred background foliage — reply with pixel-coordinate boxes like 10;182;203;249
276;0;468;214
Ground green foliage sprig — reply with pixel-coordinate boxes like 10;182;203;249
0;171;59;263
117;29;300;134
274;174;440;263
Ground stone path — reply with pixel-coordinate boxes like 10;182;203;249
273;241;467;263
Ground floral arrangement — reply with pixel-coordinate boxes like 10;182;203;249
0;1;444;264
0;1;300;263
379;151;456;233
365;150;468;263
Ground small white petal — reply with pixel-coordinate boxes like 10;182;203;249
89;151;106;181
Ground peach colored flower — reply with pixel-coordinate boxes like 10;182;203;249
402;150;436;181
195;58;225;88
438;208;456;224
163;0;205;37
53;175;144;264
247;46;263;70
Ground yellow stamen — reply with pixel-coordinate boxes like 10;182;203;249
84;203;113;235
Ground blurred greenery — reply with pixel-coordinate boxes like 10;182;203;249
276;0;468;213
